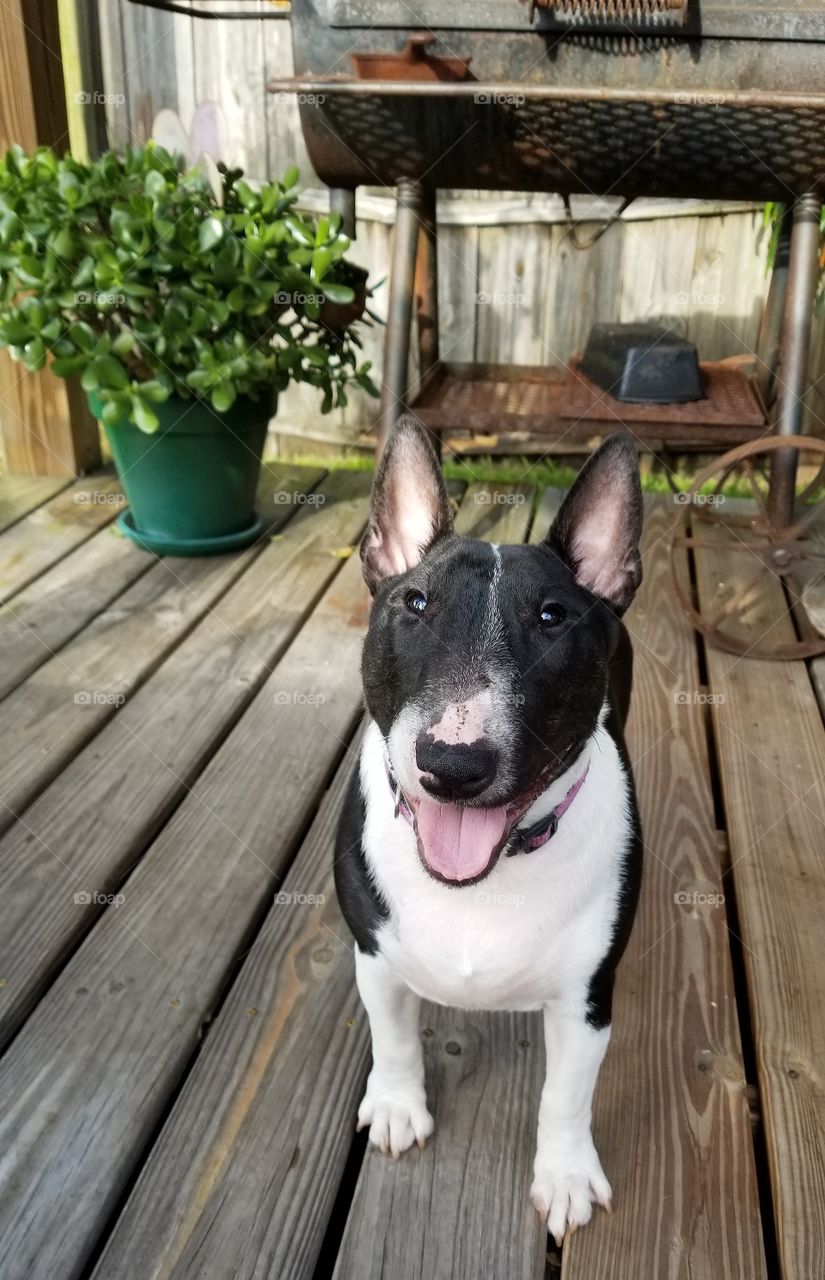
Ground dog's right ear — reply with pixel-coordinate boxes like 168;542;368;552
360;415;453;595
546;432;643;615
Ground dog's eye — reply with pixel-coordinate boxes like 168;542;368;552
405;589;428;616
539;602;566;628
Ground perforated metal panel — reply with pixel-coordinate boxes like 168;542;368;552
293;87;825;199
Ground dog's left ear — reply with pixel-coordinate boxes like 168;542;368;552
360;414;453;594
546;432;643;614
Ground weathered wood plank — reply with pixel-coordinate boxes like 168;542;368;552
0;470;368;1048
90;735;371;1280
475;223;549;365
118;0;187;142
336;1010;548;1280
789;510;825;722
529;484;563;539
0;466;321;831
0;543;373;1280
0;473;121;605
559;496;766;1279
0;525;152;700
618;216;702;334
687;211;767;362
538;221;625;366
294;191;764;229
0;0;101;478
190;0;268;177
95;0;131;149
0;474;69;533
453;480;535;543
436;222;479;365
694;514;825;1280
263;10;315;183
332;482;546;1280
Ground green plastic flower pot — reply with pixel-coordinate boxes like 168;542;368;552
89;391;272;556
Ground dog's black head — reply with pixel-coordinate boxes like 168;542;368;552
361;416;643;886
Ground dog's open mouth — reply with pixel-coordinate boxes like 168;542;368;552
391;753;584;886
411;797;511;884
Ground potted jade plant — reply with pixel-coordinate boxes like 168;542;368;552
0;143;377;554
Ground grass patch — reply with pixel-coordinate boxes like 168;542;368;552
275;450;771;499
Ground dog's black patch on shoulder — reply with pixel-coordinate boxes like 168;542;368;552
584;622;644;1030
334;764;389;955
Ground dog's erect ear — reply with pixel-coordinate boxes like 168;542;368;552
360;415;453;594
546;433;643;614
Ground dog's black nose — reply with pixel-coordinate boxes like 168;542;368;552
416;736;498;802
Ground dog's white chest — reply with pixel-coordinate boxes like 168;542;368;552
360;720;631;1012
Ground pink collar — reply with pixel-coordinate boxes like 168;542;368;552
387;761;590;857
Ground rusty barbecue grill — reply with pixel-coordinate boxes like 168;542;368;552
278;3;825;202
265;0;825;658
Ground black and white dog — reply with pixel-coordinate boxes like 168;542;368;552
335;417;644;1244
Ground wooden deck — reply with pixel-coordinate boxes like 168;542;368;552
0;463;823;1280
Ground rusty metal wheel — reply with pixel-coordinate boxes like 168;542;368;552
670;435;825;660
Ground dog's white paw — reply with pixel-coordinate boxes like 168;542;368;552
530;1140;612;1245
356;1073;434;1158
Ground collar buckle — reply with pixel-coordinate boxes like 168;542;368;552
509;809;559;855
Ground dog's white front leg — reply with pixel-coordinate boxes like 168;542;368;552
355;947;434;1158
531;1005;612;1244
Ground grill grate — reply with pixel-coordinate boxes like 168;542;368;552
289;88;825;199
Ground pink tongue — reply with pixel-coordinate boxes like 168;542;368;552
414;797;509;882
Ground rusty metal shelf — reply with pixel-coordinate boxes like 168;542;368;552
409;360;769;449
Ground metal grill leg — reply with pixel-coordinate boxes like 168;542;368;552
769;193;822;527
755;209;790;411
377;178;422;456
330;188;356;239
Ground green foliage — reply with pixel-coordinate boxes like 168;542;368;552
762;201;825;314
0;143;378;430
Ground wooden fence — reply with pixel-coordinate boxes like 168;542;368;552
91;0;825;454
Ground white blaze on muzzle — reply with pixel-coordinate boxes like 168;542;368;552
426;688;495;748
